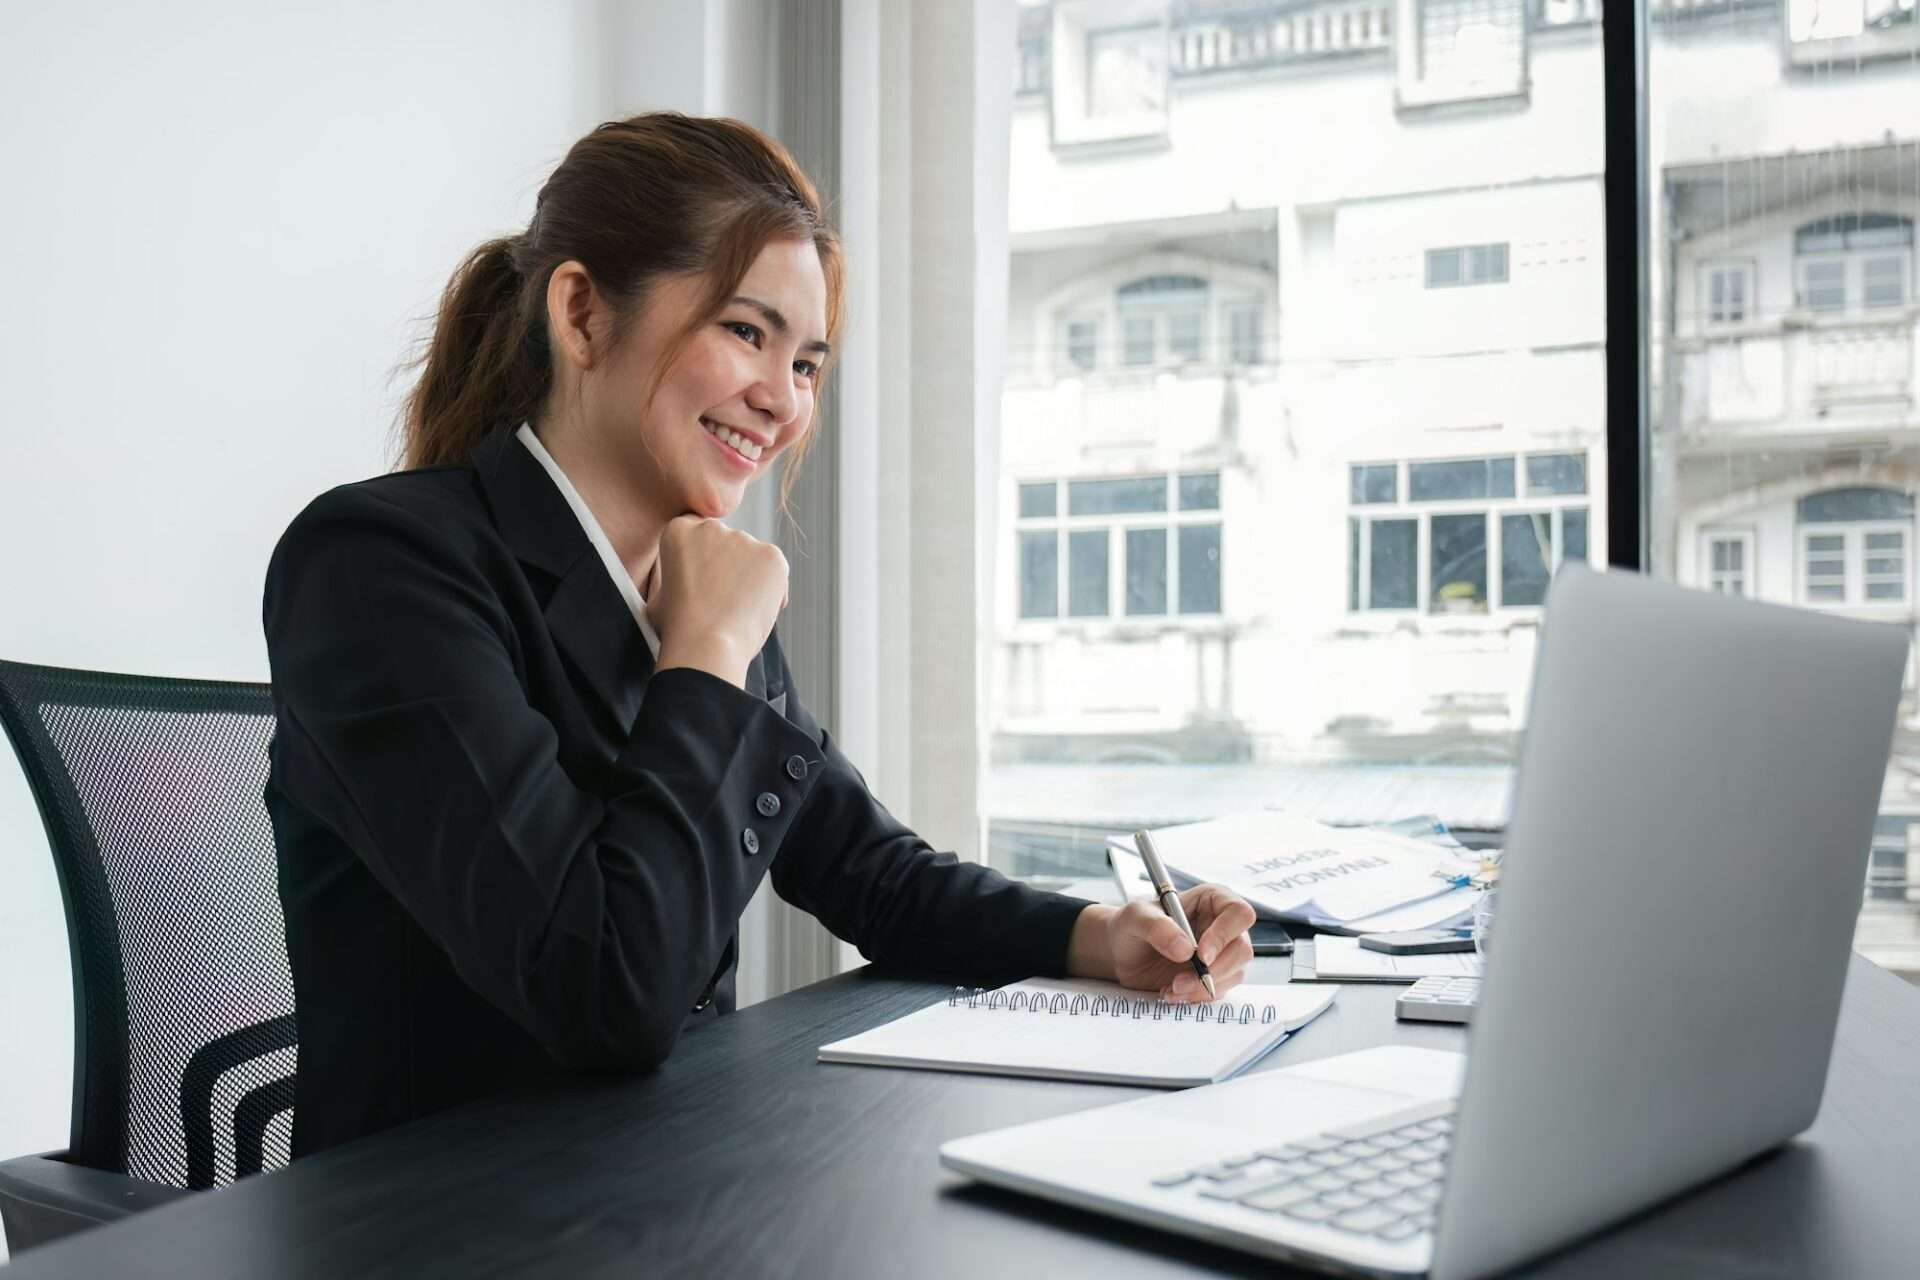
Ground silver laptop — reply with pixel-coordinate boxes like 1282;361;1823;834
941;565;1908;1278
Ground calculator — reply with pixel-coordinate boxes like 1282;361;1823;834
1395;975;1481;1024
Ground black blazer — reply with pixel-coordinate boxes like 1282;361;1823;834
262;427;1087;1158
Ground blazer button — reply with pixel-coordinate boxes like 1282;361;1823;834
756;792;781;818
785;754;808;781
742;827;760;855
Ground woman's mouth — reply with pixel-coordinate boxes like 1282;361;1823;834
701;417;764;469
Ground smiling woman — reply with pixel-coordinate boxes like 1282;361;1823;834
258;110;1255;1163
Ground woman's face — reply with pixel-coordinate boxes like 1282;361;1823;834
595;237;829;521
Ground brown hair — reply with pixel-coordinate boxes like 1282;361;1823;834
399;112;841;505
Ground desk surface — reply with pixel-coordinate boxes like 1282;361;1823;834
9;953;1920;1279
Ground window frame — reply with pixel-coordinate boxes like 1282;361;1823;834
1700;258;1758;331
1702;528;1756;598
1796;519;1913;609
1424;241;1512;290
1013;473;1226;624
1348;454;1591;616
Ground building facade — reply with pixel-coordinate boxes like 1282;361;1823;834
988;0;1920;968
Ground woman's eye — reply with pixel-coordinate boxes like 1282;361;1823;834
725;321;761;345
794;360;819;380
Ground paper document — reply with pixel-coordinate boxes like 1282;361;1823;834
1109;812;1481;931
818;978;1336;1088
1298;937;1484;984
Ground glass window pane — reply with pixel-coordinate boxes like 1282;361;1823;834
1564;508;1588;563
1178;524;1222;614
1799;487;1915;522
1229;306;1263;365
1350;464;1398;505
1802;260;1846;311
1489;457;1516;499
1087;25;1166;117
1068;476;1167;515
1125;527;1168;615
1068;529;1109;616
1526;453;1587;496
1864;256;1907;309
1410;457;1512;502
1018;531;1057;619
1065;320;1097;370
1168;310;1203;361
1370;519;1417;610
1178;472;1220;510
1501;512;1552;607
1430;513;1488;614
1018;482;1056;518
989;6;1605;885
1348;518;1361;612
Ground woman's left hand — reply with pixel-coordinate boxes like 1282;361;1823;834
1068;885;1258;1002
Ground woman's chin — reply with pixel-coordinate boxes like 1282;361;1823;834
686;485;744;521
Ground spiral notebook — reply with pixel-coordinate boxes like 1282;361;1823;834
817;979;1337;1087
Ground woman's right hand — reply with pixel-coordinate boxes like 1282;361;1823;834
649;514;789;688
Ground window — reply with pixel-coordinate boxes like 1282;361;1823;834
1399;0;1529;111
1350;453;1588;613
1117;274;1210;369
1704;531;1754;598
1425;243;1509;289
1064;317;1098;371
1787;0;1920;66
994;3;1604;888
1086;24;1166;118
1794;488;1914;608
1015;473;1223;621
1350;463;1399;505
1701;261;1755;328
1228;304;1263;365
1794;215;1914;314
1046;1;1172;149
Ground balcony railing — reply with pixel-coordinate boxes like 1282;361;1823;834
1673;316;1920;440
1171;1;1393;74
1016;0;1779;98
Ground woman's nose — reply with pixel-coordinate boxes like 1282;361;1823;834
745;363;800;427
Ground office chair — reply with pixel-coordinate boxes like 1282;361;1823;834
0;660;296;1253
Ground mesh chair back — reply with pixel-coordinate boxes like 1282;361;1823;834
0;659;296;1190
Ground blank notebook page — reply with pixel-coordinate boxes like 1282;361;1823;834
818;978;1336;1088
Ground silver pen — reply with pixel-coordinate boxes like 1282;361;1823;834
1132;830;1217;1000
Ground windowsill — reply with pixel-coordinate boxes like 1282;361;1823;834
1006;616;1235;642
1335;610;1545;638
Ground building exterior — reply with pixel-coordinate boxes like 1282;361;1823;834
987;0;1920;971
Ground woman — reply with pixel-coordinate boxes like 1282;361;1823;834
263;112;1256;1159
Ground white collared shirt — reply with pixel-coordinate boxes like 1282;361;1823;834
515;423;662;658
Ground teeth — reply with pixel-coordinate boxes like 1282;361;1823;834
702;419;762;462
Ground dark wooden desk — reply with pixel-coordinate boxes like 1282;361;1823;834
9;954;1920;1278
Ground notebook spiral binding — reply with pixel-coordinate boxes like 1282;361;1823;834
947;986;1280;1026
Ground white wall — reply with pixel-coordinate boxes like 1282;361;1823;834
0;0;778;1198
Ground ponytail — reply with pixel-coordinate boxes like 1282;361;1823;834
399;235;548;469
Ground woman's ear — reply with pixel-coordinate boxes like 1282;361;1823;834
546;261;601;372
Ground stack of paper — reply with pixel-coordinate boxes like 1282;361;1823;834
1106;811;1484;935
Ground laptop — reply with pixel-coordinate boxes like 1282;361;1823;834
941;565;1908;1278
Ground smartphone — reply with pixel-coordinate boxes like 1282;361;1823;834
1357;929;1476;955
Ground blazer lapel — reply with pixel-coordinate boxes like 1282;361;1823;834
472;428;654;730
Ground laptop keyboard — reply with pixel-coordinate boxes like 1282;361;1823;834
1149;1098;1455;1244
